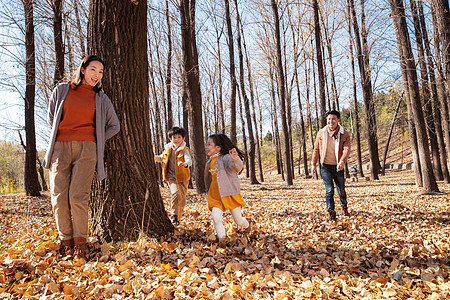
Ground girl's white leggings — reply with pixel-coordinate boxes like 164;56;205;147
211;206;249;239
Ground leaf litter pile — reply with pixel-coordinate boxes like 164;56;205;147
0;170;449;299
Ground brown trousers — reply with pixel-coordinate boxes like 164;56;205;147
167;179;189;221
49;141;97;240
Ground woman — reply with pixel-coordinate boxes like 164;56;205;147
42;55;120;260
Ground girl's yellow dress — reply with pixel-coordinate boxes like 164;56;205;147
207;155;246;211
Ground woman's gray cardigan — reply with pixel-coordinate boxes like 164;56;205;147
42;83;120;181
204;154;244;198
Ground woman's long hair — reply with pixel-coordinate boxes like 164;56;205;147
70;55;104;92
208;134;246;161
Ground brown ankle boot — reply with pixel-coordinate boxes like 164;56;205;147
342;207;350;217
73;237;89;261
59;238;74;256
329;210;337;221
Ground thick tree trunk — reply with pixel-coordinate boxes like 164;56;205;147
430;2;450;173
52;0;64;85
180;0;206;193
23;0;40;197
165;0;173;131
419;0;450;182
313;0;327;128
431;0;450;93
389;0;439;193
410;0;443;180
271;0;292;185
234;0;258;184
224;0;237;143
88;0;172;242
345;0;364;178
348;0;381;180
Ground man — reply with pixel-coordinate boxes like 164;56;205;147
312;110;351;221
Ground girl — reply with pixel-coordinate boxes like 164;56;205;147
204;134;251;244
42;55;120;260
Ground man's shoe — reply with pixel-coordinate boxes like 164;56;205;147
329;210;337;221
342;207;350;217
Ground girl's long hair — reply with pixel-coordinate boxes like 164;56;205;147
70;55;104;92
208;134;246;161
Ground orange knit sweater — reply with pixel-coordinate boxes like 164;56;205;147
56;84;96;142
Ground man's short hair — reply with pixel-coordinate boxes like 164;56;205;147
326;110;340;119
168;126;186;138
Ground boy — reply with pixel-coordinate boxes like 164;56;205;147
155;127;192;225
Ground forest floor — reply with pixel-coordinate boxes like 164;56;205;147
0;170;449;299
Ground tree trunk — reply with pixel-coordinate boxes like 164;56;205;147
291;21;308;177
52;0;64;85
419;0;450;182
313;0;327;128
23;0;40;197
345;0;364;178
271;0;292;185
410;0;443;180
270;65;283;177
215;26;225;133
238;91;249;178
430;2;450;173
73;0;85;57
234;0;258;184
348;0;381;180
165;0;173;131
224;0;237;143
240;18;263;182
180;0;206;193
382;94;403;175
389;0;439;193
88;0;172;242
431;0;450;93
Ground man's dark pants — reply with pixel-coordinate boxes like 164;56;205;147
320;163;347;212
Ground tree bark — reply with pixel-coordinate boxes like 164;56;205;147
313;0;327;128
419;0;450;182
271;0;292;185
430;2;450;173
180;0;206;193
410;0;443;180
348;0;381;180
224;0;237;143
382;94;403;175
270;65;283;178
88;0;172;242
345;0;364;178
234;0;258;184
165;0;173;131
73;0;85;57
389;0;439;193
23;0;40;197
52;0;64;86
431;0;450;94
